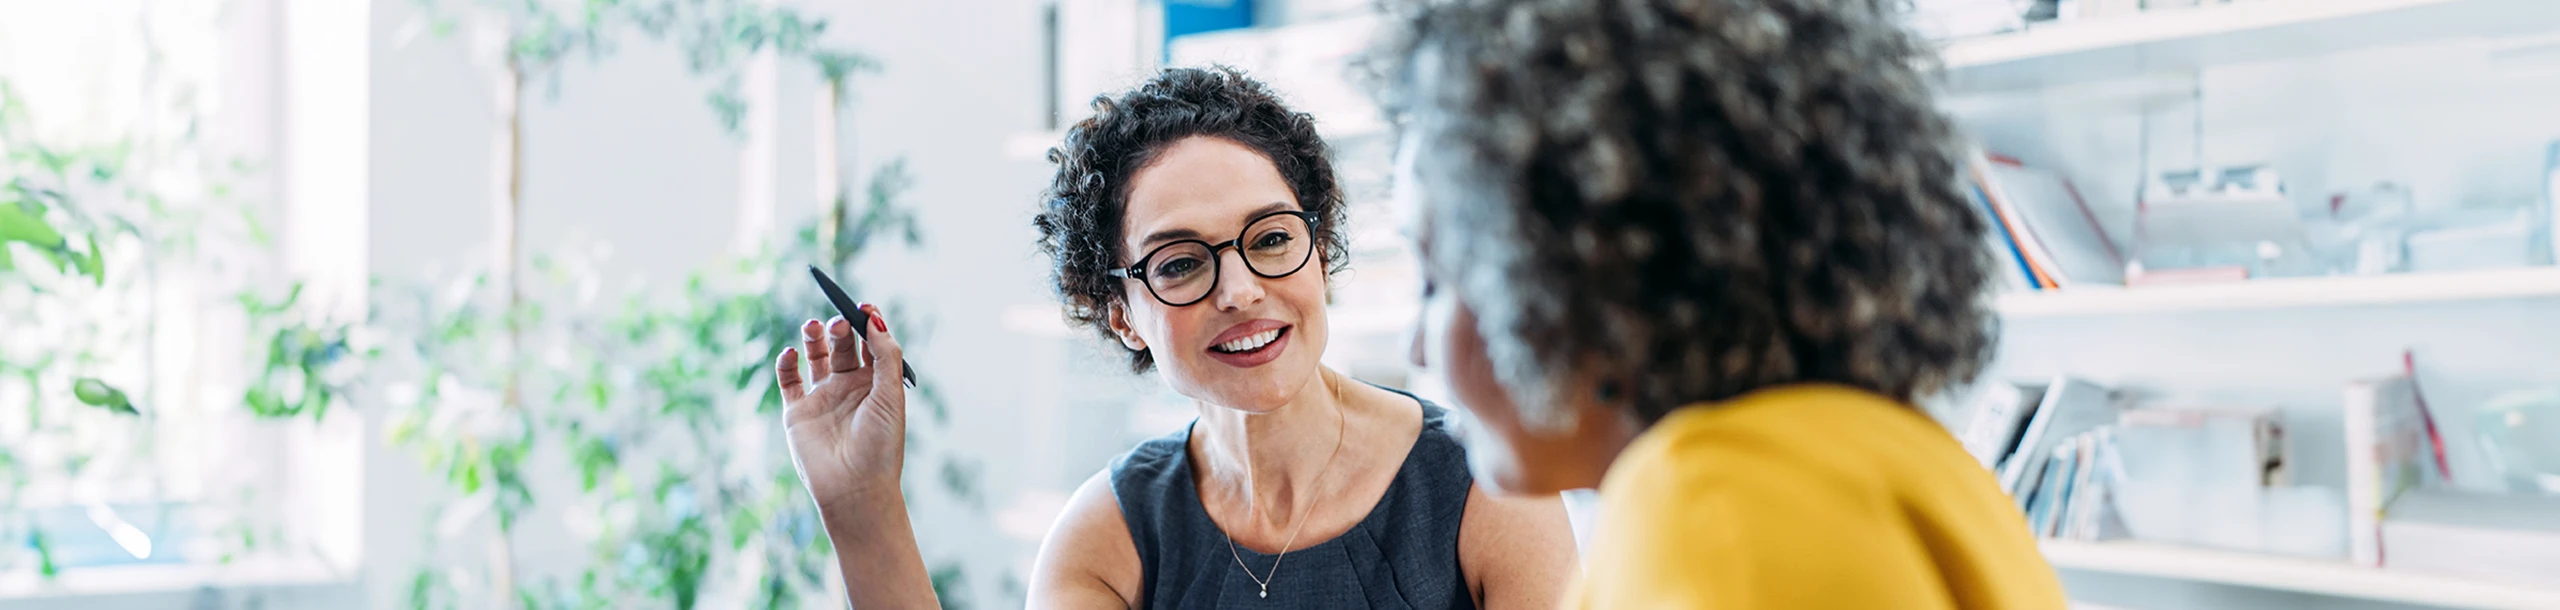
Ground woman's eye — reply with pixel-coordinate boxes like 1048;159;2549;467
1156;257;1206;278
1251;231;1295;250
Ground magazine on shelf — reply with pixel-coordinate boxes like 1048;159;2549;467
2344;375;2445;567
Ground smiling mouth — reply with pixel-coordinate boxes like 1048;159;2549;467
1210;326;1289;355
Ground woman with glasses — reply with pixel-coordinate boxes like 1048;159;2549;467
1375;0;2067;607
771;66;1577;609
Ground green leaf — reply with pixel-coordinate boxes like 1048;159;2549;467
74;234;102;284
408;570;438;610
33;530;57;578
239;205;273;246
300;369;332;420
574;436;616;492
726;506;760;551
245;385;288;417
0;201;64;247
240;283;304;316
72;377;138;415
459;454;484;494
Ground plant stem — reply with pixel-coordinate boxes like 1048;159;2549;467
503;55;525;414
494;51;526;610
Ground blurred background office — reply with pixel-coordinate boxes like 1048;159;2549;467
2;0;2558;609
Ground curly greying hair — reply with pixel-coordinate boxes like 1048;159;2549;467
1374;0;1998;428
1034;66;1351;373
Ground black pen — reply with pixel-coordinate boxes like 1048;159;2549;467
808;265;919;388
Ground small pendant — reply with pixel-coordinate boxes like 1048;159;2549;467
1259;587;1268;599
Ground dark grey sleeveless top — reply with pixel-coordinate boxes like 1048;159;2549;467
1107;389;1477;610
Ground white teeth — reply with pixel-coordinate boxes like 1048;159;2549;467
1216;329;1281;353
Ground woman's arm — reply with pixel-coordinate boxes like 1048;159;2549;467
776;311;939;609
815;482;940;608
1460;486;1580;610
1026;472;1144;610
778;308;1137;609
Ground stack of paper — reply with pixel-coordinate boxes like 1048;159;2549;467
2381;491;2560;586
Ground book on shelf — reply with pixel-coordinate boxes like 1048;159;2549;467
1960;381;2048;468
1970;181;2044;292
2544;140;2558;266
2015;427;2131;541
1969;150;2125;290
2344;375;2449;567
1998;376;2114;495
2061;427;2119;540
2023;438;2072;535
2379;490;2560;587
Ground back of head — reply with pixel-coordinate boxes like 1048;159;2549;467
1374;0;1997;427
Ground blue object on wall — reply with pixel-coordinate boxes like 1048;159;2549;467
1164;0;1256;61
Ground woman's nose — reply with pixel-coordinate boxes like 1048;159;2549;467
1209;248;1265;311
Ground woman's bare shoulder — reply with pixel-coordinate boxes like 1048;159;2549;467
1459;485;1578;609
1028;471;1145;610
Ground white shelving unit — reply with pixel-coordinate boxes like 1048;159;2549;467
1997;267;2560;317
1937;0;2560;93
2044;541;2560;609
1949;1;2560;609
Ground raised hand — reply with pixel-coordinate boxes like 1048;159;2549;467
774;304;939;608
776;304;910;511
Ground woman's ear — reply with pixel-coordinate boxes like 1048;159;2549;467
1105;302;1149;351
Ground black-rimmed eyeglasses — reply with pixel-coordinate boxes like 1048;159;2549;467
1108;210;1317;307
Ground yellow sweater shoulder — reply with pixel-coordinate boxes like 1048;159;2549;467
1575;385;2066;610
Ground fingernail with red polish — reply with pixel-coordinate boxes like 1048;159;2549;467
871;311;887;333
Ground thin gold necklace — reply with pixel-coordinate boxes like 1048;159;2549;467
1222;373;1348;600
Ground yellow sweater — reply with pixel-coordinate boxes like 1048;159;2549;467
1571;384;2067;609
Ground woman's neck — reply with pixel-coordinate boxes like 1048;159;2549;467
1191;368;1352;529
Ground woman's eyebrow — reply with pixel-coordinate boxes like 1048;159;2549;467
1136;201;1297;248
1242;201;1293;220
1139;226;1205;247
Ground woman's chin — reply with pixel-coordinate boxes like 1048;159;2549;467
1175;354;1327;413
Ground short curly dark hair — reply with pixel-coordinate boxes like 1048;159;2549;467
1034;66;1350;373
1373;0;1998;428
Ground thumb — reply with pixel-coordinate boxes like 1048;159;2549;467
859;304;908;401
